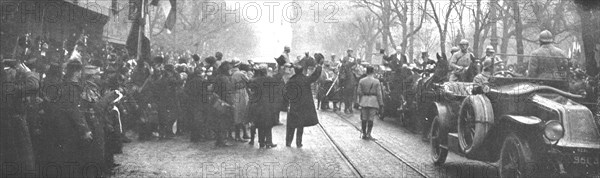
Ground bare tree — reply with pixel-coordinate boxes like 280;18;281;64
356;0;399;50
464;0;492;57
352;13;382;62
425;0;458;53
390;0;427;54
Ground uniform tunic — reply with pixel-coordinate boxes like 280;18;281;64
528;44;568;79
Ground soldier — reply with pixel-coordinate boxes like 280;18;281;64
482;46;502;65
357;66;383;140
449;39;475;82
340;49;359;114
528;30;568;79
473;57;500;86
450;46;460;55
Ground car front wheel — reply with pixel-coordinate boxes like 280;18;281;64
430;116;448;165
499;132;535;178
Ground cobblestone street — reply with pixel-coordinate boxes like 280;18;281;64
113;109;498;178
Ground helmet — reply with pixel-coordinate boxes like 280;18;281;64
451;46;460;53
485;46;495;53
539;30;554;43
459;39;469;45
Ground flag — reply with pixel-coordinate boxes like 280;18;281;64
126;0;151;62
164;0;176;33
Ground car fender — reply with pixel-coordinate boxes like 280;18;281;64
431;102;454;129
498;115;542;125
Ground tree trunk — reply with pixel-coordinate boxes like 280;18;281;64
401;22;408;54
409;0;415;62
472;0;482;57
577;7;599;76
365;41;374;63
512;0;525;65
439;28;447;53
478;25;491;56
500;7;510;54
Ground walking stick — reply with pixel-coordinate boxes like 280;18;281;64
325;72;340;96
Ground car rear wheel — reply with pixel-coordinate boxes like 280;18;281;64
499;132;535;178
458;95;493;156
430;115;448;165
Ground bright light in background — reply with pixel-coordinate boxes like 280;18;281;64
225;1;294;63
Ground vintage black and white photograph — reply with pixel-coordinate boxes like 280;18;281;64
0;0;599;177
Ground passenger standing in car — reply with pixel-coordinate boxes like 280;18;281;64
449;40;474;82
528;30;568;79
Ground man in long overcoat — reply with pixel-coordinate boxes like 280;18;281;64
284;60;322;147
248;64;282;148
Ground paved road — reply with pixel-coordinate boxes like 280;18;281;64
113;109;497;177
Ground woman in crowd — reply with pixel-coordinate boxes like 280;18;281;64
212;61;235;147
230;60;250;142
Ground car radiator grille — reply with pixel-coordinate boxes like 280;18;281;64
565;109;600;143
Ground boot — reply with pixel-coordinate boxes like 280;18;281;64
242;124;250;139
249;126;256;145
366;121;374;140
361;121;368;139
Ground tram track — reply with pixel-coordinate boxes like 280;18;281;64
316;122;364;178
329;111;430;178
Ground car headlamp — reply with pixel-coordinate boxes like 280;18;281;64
544;120;564;141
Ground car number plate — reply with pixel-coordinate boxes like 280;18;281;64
573;155;600;166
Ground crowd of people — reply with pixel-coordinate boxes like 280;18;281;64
0;29;594;177
0;33;338;176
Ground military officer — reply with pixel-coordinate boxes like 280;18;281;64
356;66;383;140
528;30;568;79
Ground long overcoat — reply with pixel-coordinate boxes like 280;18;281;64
248;75;283;128
285;66;322;128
